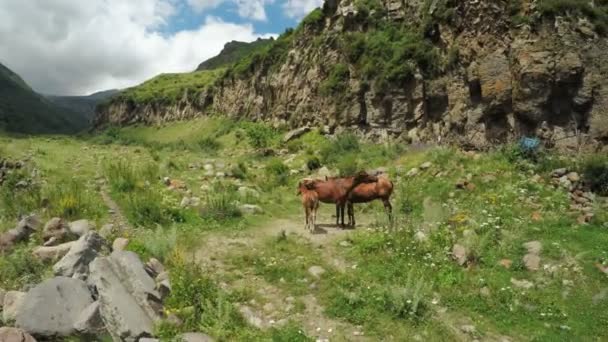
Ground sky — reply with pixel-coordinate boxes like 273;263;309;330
0;0;323;96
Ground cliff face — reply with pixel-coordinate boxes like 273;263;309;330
96;0;608;151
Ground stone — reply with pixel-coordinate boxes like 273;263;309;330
414;231;428;242
140;339;160;342
406;168;420;177
460;325;476;334
308;265;326;279
552;168;568;178
0;327;37;342
42;218;72;245
499;259;513;269
452;244;468;266
339;240;352;247
53;231;105;279
238;186;260;199
523;254;541;271
99;224;115;238
283;127;310;142
0;215;40;253
317;166;332;178
238;305;265;329
158;279;171;300
15;277;94;338
68;220;95;237
89;251;163;342
180;332;215;342
32;241;76;262
511;278;534;289
420;162;432;170
239;204;263;215
145;258;166;278
523;241;542;255
480;287;491;297
204;164;214;171
567;172;580;182
3;291;26;323
112;238;129;251
73;301;104;334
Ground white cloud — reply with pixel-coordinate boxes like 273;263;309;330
283;0;323;19
0;0;273;95
185;0;273;21
186;0;226;13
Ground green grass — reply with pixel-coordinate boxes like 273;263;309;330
197;39;274;71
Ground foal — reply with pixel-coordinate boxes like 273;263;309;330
297;180;319;233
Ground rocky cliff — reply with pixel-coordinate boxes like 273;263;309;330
96;0;608;151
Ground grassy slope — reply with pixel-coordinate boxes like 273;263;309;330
0;63;87;133
197;39;274;71
2;119;607;340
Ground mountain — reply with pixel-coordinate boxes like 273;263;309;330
196;38;273;71
46;89;120;123
96;0;608;152
0;63;88;134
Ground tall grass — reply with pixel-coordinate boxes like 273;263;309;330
45;178;104;220
0;170;41;219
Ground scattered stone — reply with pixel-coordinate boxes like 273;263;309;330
523;254;541;271
73;301;104;335
32;241;76;262
406;168;420;177
551;168;568;178
420;162;432;170
53;231;105;279
414;231;428;242
180;332;215;342
452;244;468;266
203;164;214;171
3;291;26;322
0;327;37;342
460;325;476;334
15;277;94;338
239;305;265;329
524;241;542;255
42;218;72;245
239;204;263;215
480;287;491;297
567;172;580;182
158;279;171;300
112;238;129;251
511;278;534;289
140;339;160;342
308;266;326;279
339;240;352;247
499;259;513;269
283;127;310;143
99;224;115;239
0;215;40;253
89;251;163;341
215;172;226;178
238;187;260;199
68;220;95;237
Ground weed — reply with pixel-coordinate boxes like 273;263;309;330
124;189;167;227
0;170;42;219
265;158;290;186
200;190;242;222
46;178;104;220
198;137;222;154
0;245;47;290
582;155;608;195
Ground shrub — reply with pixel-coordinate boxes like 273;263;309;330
300;8;325;29
265;159;290;186
306;156;321;171
319;63;350;96
0;246;47;290
336;154;361;177
230;162;248;180
124;189;167;227
200;192;242;221
320;133;360;165
582;156;608;195
105;160;138;193
242;122;278;149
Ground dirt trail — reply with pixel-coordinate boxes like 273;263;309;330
100;185;131;232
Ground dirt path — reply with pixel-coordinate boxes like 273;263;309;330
100;185;131;232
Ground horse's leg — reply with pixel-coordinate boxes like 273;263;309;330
335;204;340;227
339;202;346;227
347;202;355;227
305;206;310;231
383;198;393;223
311;205;317;233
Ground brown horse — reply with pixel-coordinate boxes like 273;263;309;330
309;171;378;227
346;175;394;226
297;180;319;233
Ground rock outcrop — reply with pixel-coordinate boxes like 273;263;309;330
95;0;608;152
53;231;105;279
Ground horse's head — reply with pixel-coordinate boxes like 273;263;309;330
353;171;378;184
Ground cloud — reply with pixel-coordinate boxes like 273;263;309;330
186;0;226;13
283;0;323;19
0;0;273;95
185;0;273;21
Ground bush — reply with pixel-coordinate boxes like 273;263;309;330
306;156;321;171
242;122;278;149
319;63;350;96
105;160;138;193
200;190;242;221
300;8;325;29
336;154;361;177
583;156;608;195
320;133;360;165
265;159;290;186
124;189;167;227
231;162;248;180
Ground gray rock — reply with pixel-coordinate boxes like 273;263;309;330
511;278;534;289
145;258;166;278
0;327;37;342
567;172;580;182
523;254;541;271
99;224;115;239
158;279;171;300
140;339;160;342
15;277;94;338
239;204;263;215
89;251;163;342
238;305;265;329
68;220;95;237
452;244;468;266
406;168;420;177
308;266;326;279
73;301;104;334
53;231;105;279
32;241;76;262
0;215;40;253
180;332;215;342
523;241;542;255
283;127;310;142
42;218;72;245
552;168;568;178
3;291;26;322
238;187;260;199
112;237;129;251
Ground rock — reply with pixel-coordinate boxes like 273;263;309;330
180;332;215;342
551;168;568;178
0;215;40;253
420;162;432;170
140;339;160;342
99;224;115;239
406;168;420;177
215;172;226;178
511;278;534;289
203;164;214;171
339;240;352;247
499;259;513;269
89;251;163;342
158;279;171;300
308;265;326;279
0;327;37;342
112;238;129;251
3;291;26;322
460;325;476;334
480;287;491;297
523;254;541;271
68;220;95;237
414;231;428;242
452;244;468;266
238;186;260;199
145;258;166;278
317;166;333;178
283;127;310;142
567;172;580;182
32;241;76;262
523;241;542;255
15;277;94;338
73;301;104;334
42;218;72;245
53;231;105;279
239;204;263;215
238;305;265;329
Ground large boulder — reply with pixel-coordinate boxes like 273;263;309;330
68;220;95;237
0;327;37;342
3;291;26;322
32;241;76;262
53;231;105;279
41;218;73;245
15;277;94;338
73;301;104;335
89;251;163;342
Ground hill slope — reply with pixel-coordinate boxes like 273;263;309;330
0;63;88;134
46;89;120;123
196;38;273;71
96;0;608;152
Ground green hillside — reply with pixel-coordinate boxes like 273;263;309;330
196;38;273;71
0;63;88;134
